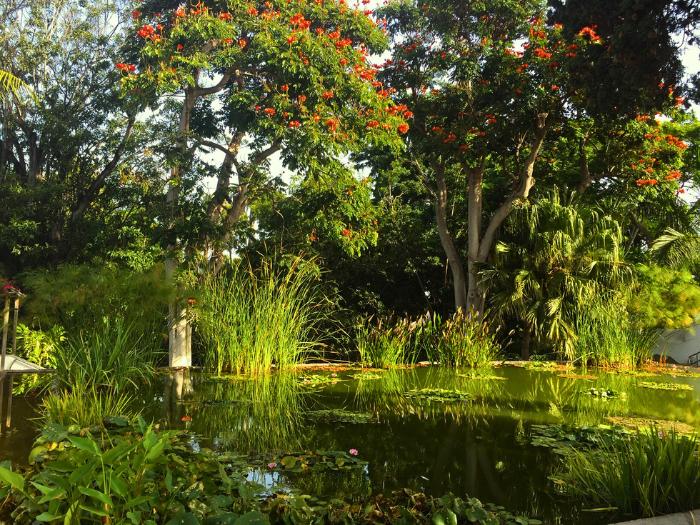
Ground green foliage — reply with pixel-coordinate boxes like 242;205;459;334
14;324;65;394
51;317;159;393
196;257;329;375
22;264;173;351
573;297;659;368
437;312;500;368
558;430;700;517
40;386;136;429
404;388;473;402
485;190;631;358
355;317;416;368
0;419;541;524
628;264;700;329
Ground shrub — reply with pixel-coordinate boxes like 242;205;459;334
559;430;700;517
196;257;330;375
14;323;64;393
22;263;172;352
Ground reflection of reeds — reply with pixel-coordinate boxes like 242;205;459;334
182;372;309;454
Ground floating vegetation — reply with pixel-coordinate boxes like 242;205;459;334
266;450;368;473
529;424;629;455
638;381;693;391
458;372;507;381
306;409;376;424
298;374;344;387
404;388;472;402
605;416;696;435
584;387;625;399
349;372;384;380
616;369;660;378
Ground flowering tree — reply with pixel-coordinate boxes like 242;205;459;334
118;0;407;364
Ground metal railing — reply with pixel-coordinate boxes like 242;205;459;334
689;351;700;367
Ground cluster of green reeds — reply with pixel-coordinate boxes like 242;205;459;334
356;312;499;368
41;317;160;427
573;299;659;368
196;258;328;375
560;430;700;517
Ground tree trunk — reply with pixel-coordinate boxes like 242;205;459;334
167;90;195;368
466;163;485;314
435;167;467;311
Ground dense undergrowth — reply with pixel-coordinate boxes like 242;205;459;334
0;419;542;525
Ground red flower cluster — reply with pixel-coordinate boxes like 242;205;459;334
115;62;136;73
636;178;658;187
322;90;334;100
534;48;552;59
288;120;301;128
665;170;682;181
398;123;410;134
325;118;339;131
131;9;142;19
578;25;602;43
366;120;380;129
263;107;276;116
137;24;160;42
289;12;311;30
665;135;688;150
219;12;233;21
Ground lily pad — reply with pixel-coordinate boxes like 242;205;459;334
266;450;368;473
297;374;344;388
605;416;696;435
404;388;472;402
558;373;597;381
349;372;384;380
458;373;507;381
529;424;629;455
638;381;693;391
583;388;624;399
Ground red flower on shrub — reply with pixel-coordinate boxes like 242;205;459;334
397;123;410;134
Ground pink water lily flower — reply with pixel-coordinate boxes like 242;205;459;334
267;462;277;469
349;448;359;456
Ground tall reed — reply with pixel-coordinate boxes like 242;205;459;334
560;430;700;517
197;258;328;375
356;317;416;368
573;299;658;368
437;311;499;368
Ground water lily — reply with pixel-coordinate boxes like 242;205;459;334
349;448;359;456
267;462;277;469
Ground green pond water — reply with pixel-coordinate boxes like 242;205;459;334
2;365;700;524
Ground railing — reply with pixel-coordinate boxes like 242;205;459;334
689;351;700;367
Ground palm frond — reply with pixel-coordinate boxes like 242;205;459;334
651;228;700;268
0;69;37;103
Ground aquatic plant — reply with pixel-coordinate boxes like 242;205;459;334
51;316;158;393
0;419;542;524
558;430;700;517
404;388;472;402
197;257;328;375
306;409;376;424
40;385;137;428
355;317;416;368
573;297;659;368
437;311;500;368
638;381;693;391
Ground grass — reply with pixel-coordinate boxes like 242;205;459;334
196;257;329;375
356;318;415;368
437;311;499;368
41;385;137;428
52;316;159;393
573;299;659;368
559;430;700;517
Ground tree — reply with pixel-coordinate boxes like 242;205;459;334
123;0;408;365
483;190;630;358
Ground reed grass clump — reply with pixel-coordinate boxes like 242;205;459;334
356;318;416;368
437;311;499;368
560;430;700;517
573;300;658;368
197;258;328;375
41;385;136;428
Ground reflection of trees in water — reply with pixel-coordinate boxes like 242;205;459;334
174;372;310;454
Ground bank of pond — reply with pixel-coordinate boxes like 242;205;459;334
0;364;699;524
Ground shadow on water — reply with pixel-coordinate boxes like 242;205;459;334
3;366;700;524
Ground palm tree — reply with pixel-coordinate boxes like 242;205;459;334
651;227;700;269
482;189;631;360
0;69;36;102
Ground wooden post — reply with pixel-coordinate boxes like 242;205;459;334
4;374;13;429
1;296;10;371
11;297;19;355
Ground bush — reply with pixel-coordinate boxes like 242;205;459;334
196;257;330;375
559;430;700;517
22;263;173;352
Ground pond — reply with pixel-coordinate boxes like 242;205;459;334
2;365;700;524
